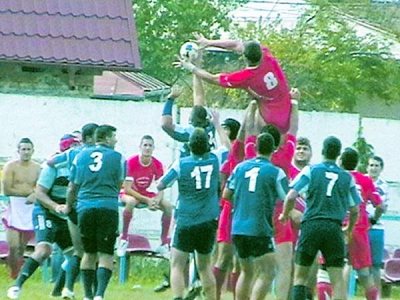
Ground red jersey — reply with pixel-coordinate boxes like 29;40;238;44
126;154;164;195
243;133;296;176
348;171;382;229
220;139;244;176
289;163;301;181
219;46;292;133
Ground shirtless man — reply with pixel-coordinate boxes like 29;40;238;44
1;138;40;279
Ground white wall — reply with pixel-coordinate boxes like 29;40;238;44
1;94;399;246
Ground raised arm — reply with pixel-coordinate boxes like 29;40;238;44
195;33;244;54
161;85;183;135
287;88;300;136
210;109;231;150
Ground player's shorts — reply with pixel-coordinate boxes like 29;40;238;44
369;228;385;267
217;199;232;243
173;219;217;255
232;235;274;259
2;196;34;231
67;203;78;225
347;227;372;270
119;190;156;209
78;208;119;255
273;201;293;245
32;205;73;251
296;219;345;268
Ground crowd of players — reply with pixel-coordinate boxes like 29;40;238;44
1;33;390;300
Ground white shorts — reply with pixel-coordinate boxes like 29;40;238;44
1;196;34;231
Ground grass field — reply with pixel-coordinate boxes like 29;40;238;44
1;256;400;300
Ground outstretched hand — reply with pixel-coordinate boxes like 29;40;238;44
172;55;197;72
167;85;183;99
193;33;209;48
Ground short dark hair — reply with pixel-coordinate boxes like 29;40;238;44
341;147;358;171
189;128;210;156
81;123;98;143
256;133;275;156
297;136;312;151
141;135;154;144
322;136;341;160
243;41;262;65
261;124;281;149
191;105;209;128
95;125;116;143
18;138;33;148
369;155;384;169
222;118;241;141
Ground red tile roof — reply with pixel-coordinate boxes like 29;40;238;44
0;0;141;70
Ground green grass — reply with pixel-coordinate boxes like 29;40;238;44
1;257;400;299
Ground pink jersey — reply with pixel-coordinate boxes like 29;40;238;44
126;154;164;195
347;171;382;230
219;46;292;133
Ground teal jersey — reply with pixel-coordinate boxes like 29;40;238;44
70;144;126;211
291;161;361;223
227;157;289;237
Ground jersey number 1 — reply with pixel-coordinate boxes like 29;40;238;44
245;167;260;192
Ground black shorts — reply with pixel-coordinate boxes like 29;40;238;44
78;208;118;255
295;219;345;268
233;235;274;259
33;206;73;251
173;220;217;255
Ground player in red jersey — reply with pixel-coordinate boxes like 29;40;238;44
340;148;384;300
118;135;172;256
175;34;292;133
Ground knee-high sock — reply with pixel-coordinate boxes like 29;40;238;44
81;269;96;299
213;266;227;300
121;209;133;240
161;213;171;245
52;269;66;295
95;267;112;297
65;255;81;291
293;285;307;300
15;257;40;288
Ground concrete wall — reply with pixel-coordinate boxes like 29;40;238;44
0;94;399;246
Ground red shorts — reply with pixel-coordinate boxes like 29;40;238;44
273;201;293;244
347;227;372;270
217;199;233;243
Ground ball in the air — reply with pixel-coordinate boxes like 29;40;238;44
180;42;199;61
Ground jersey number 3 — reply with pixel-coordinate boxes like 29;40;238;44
89;152;103;172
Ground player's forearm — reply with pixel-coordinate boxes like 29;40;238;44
192;68;220;85
193;74;206;106
36;192;59;211
3;183;33;197
206;39;243;53
348;206;359;232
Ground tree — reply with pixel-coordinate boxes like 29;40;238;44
226;5;400;112
133;0;248;84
